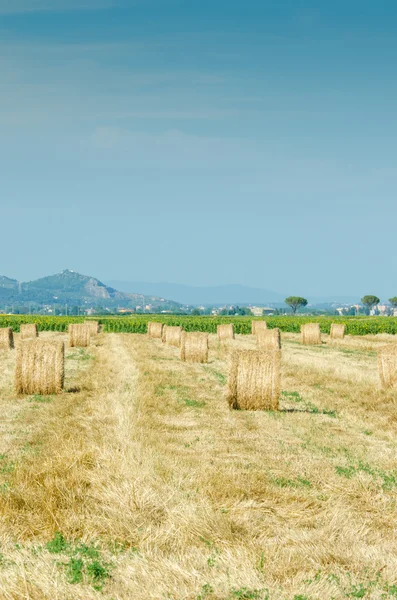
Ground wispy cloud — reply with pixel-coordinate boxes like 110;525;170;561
0;0;118;14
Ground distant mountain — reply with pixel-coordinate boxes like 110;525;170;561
0;270;182;311
0;275;19;303
106;281;284;306
0;276;18;290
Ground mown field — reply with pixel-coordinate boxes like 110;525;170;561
2;314;397;335
1;329;397;599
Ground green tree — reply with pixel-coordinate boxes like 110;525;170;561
389;297;397;309
361;295;380;314
284;296;308;314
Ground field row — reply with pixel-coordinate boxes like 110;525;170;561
2;314;397;335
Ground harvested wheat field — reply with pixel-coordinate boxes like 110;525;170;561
1;330;397;599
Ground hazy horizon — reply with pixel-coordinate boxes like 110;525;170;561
1;0;396;296
0;268;390;303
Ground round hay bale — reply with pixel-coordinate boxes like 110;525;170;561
227;349;280;411
68;324;90;348
252;320;267;335
378;345;397;389
180;331;209;363
148;321;164;339
15;340;64;395
330;323;345;340
301;323;321;345
257;328;281;350
217;324;235;342
163;325;183;347
85;320;99;336
20;324;38;339
0;327;14;350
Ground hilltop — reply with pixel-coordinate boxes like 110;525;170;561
0;270;182;312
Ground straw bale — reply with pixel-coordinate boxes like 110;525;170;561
15;339;64;395
20;323;38;339
163;325;183;347
85;320;99;336
217;324;235;342
227;349;280;410
378;345;397;389
257;327;281;350
148;321;164;339
301;323;321;345
69;324;90;348
0;327;14;350
252;320;267;335
180;331;209;363
330;323;345;340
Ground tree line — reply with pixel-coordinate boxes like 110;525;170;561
285;295;397;314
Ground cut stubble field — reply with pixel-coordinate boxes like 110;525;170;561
1;331;397;599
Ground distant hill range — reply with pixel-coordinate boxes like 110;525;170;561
0;270;182;311
106;281;285;306
107;281;362;306
0;271;363;311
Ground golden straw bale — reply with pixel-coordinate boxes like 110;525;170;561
0;327;14;350
163;326;183;347
85;320;99;336
217;324;235;342
68;324;90;348
180;331;209;363
330;323;346;340
378;345;397;389
301;323;321;345
227;349;280;411
20;324;38;339
148;321;164;339
15;340;64;395
251;320;267;335
257;328;281;350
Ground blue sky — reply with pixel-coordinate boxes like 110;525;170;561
1;0;396;298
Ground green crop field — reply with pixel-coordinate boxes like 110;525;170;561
1;314;397;335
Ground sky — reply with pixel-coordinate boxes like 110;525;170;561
0;0;396;298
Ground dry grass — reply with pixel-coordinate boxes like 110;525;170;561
301;322;322;345
227;348;280;410
256;327;281;350
69;324;91;348
378;344;397;388
0;327;14;350
252;320;267;335
147;321;163;339
180;331;209;363
15;339;64;395
20;323;38;339
217;323;235;342
1;331;397;598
